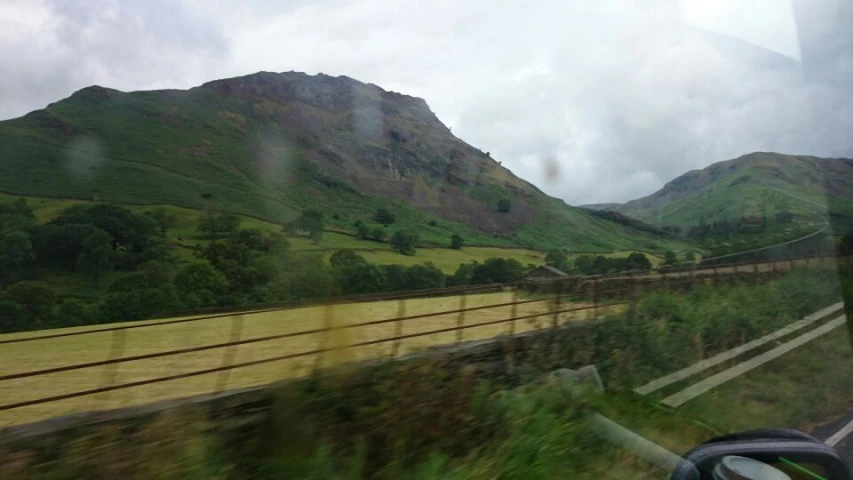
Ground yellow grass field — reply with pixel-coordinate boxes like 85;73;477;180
0;292;622;427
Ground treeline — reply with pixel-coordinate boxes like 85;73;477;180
543;249;654;275
0;199;537;334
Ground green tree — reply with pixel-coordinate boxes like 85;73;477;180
339;263;387;294
146;208;177;237
574;255;595;275
216;213;242;236
403;263;445;290
374;208;396;226
447;261;477;287
497;199;512;213
357;223;371;239
471;258;524;284
685;251;697;263
0;230;33;273
79;229;115;284
297;209;325;241
450;234;464;250
330;250;367;268
544;248;569;272
663;250;678;266
285;255;336;300
33;223;98;270
5;281;55;329
391;230;419;256
626;252;652;271
0;299;24;332
197;212;219;238
55;299;95;327
174;263;228;299
371;227;386;242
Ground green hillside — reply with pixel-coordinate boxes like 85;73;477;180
593;152;853;237
0;71;680;253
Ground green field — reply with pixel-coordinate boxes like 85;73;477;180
0;292;624;427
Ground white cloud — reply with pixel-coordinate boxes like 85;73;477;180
0;0;851;205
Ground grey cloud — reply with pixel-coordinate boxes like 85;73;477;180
1;0;851;206
0;0;228;119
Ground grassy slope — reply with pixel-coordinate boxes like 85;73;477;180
0;76;687;253
613;153;853;232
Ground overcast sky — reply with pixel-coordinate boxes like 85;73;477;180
1;0;852;205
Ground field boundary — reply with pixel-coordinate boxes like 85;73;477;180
0;253;844;425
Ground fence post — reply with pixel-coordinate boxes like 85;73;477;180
753;260;759;285
789;258;794;272
591;278;598;322
713;265;719;286
94;328;127;409
552;280;563;329
215;314;244;393
456;293;467;344
509;286;518;337
314;304;335;371
391;299;406;358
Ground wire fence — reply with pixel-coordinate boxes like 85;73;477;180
0;254;843;427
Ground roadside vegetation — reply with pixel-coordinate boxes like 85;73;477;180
11;265;848;479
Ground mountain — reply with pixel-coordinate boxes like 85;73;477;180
591;152;853;234
0;71;678;252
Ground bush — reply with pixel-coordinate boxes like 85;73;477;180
391;230;419;256
450;234;464;250
497;199;511;213
375;208;396;226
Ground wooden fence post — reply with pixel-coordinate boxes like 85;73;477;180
94;328;127;409
456;293;467;344
391;299;405;358
552;280;563;329
509;286;519;337
215;314;245;393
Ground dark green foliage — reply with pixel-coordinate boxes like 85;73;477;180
403;263;445;290
685;251;697;262
174;263;228;304
497;198;511;213
428;220;437;227
370;227;386;242
374;208;396;226
53;204;155;253
447;262;477;287
197;211;242;238
450;234;464;250
287;209;325;241
470;258;524;284
145;207;177;237
626;252;652;271
663;250;677;266
544;248;569;272
33;223;99;270
338;263;387;294
79;229;115;284
3;281;55;330
55;299;95;327
329;250;367;268
574;255;595;275
356;223;371;239
391;230;419;256
0;230;33;274
284;255;336;300
583;208;669;237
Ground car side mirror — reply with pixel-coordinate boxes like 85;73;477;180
670;429;852;479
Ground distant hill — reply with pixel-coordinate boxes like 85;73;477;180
597;152;853;234
0;71;680;252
